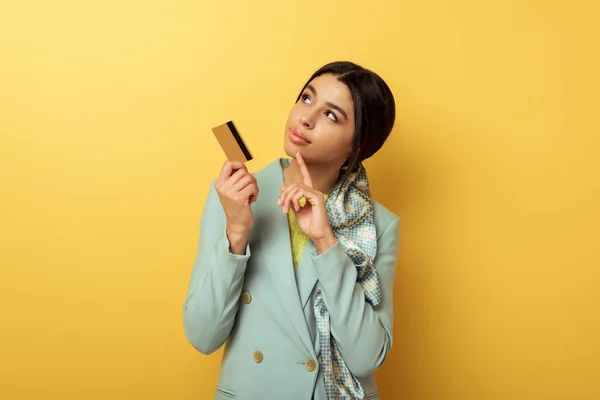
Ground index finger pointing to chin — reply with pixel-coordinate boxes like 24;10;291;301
296;152;314;188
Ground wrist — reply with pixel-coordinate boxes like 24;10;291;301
226;225;250;255
226;220;251;237
313;230;337;255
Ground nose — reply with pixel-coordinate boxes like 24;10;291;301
300;112;314;129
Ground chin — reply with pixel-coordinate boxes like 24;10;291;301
283;138;296;158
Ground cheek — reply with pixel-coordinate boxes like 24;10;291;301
288;103;302;119
319;127;355;155
341;129;355;152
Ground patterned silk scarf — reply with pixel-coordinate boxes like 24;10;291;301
316;163;381;400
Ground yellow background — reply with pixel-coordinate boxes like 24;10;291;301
1;0;598;399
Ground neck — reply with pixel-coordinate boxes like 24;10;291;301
283;158;341;195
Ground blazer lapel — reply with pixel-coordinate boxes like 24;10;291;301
254;159;316;357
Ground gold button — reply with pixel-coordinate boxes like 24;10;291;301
253;350;263;363
305;359;317;372
241;291;251;304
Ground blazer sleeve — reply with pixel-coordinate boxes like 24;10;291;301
183;180;251;355
310;216;401;378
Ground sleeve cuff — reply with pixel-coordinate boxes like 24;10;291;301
310;240;356;280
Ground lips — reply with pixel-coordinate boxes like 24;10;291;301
289;127;311;144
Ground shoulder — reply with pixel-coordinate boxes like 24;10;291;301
372;200;401;240
251;158;285;183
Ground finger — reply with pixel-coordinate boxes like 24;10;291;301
279;186;292;213
291;183;320;203
281;184;321;213
278;185;290;206
217;160;246;185
230;174;254;193
240;183;259;205
283;186;307;214
251;178;259;203
229;160;246;172
291;191;304;212
303;187;323;206
277;185;287;206
285;187;307;213
282;186;300;214
296;152;314;188
217;161;234;184
249;178;259;203
224;168;249;189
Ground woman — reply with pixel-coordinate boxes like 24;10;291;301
183;61;402;400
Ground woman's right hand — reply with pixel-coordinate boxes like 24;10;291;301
215;161;258;254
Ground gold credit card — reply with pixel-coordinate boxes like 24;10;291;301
211;121;253;163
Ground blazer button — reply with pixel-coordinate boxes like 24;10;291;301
253;350;263;363
241;291;252;304
305;359;317;372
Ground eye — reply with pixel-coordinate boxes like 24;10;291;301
301;94;311;104
326;111;338;122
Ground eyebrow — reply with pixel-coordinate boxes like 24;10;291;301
306;84;348;121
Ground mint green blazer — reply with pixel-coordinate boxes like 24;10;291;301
183;158;402;400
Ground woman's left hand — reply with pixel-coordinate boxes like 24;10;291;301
278;153;337;253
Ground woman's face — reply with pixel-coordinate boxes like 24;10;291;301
284;73;356;167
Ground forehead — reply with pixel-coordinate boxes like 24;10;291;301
307;74;353;109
